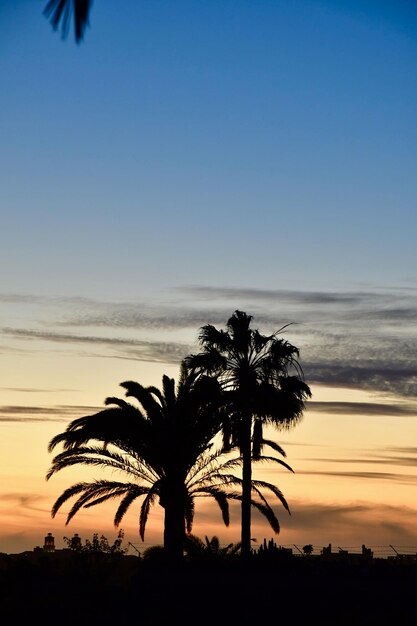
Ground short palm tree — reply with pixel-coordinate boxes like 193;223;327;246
184;534;242;561
47;365;292;561
184;310;311;558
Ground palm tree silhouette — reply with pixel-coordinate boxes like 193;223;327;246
47;364;291;561
43;0;92;43
184;310;311;558
184;534;242;560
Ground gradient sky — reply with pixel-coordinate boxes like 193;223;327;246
0;0;416;555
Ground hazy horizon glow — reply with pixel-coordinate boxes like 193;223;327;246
0;1;416;554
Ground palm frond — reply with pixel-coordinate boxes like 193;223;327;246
185;448;230;486
47;405;143;452
104;396;132;410
252;454;294;473
120;380;163;421
184;533;205;554
199;325;230;350
251;499;280;533
225;492;280;534
82;484;146;510
260;439;287;457
184;493;195;534
47;446;158;484
50;482;91;518
114;487;149;527
226;310;253;337
139;485;159;540
193;487;230;527
55;481;139;524
162;375;176;410
184;350;227;375
146;386;165;405
250;480;291;514
43;0;92;43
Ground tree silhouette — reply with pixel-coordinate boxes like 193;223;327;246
64;529;127;554
184;534;242;561
185;310;311;558
47;364;290;562
43;0;93;43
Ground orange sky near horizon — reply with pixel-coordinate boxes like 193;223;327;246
2;365;417;556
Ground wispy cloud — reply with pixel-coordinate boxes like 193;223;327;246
177;285;417;323
1;327;191;364
178;285;386;306
298;470;417;483
304;362;417;398
193;497;417;545
0;493;52;521
308;457;389;465
0;294;98;306
383;446;417;454
0;405;101;423
303;446;417;469
307;401;417;416
371;456;417;468
2;285;416;327
59;307;232;331
2;285;416;397
278;500;417;544
2;327;149;346
0;493;46;510
1;387;78;393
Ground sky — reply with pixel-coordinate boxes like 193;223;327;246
0;0;416;556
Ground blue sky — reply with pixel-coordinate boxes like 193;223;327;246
0;1;416;553
1;0;416;297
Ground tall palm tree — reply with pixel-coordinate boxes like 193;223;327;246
43;0;92;43
184;310;312;558
47;365;291;561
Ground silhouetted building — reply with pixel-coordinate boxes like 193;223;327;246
321;543;374;562
362;544;373;559
322;543;332;557
68;533;82;551
43;533;55;553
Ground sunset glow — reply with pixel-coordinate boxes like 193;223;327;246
1;1;416;556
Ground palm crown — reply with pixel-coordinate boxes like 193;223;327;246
47;364;292;560
184;310;311;557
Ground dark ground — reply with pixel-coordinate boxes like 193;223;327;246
1;550;417;625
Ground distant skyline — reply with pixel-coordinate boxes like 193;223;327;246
0;1;416;553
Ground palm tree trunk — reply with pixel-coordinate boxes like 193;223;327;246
163;484;186;563
241;411;252;559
